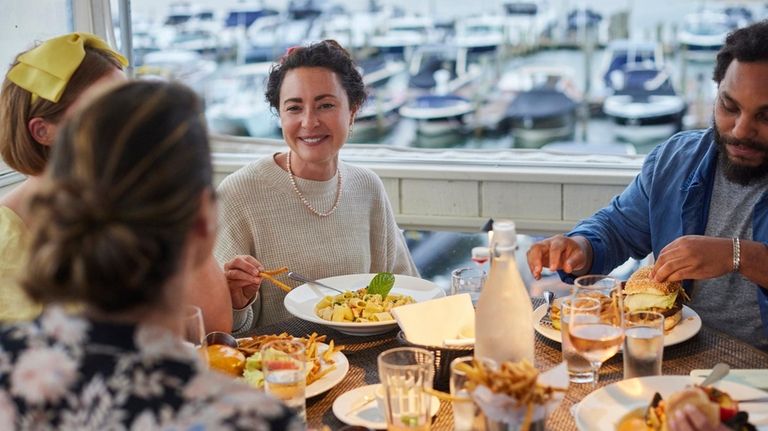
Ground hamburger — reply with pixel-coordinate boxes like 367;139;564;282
624;266;689;331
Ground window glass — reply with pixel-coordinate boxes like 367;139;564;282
115;0;757;157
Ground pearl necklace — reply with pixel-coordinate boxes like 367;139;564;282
286;151;342;217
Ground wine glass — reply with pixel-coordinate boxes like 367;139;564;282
568;275;624;385
183;305;208;365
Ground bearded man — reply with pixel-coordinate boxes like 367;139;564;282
527;20;768;351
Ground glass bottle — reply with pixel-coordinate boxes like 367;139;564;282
474;220;534;364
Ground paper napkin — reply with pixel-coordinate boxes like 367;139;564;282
391;293;475;347
690;369;768;391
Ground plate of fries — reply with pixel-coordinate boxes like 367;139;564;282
284;273;445;336
237;332;349;398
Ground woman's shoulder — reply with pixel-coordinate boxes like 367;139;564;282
217;156;285;195
341;162;385;191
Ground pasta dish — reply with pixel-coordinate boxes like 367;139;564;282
314;289;415;322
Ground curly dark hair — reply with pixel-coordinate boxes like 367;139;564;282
713;20;768;84
264;40;366;113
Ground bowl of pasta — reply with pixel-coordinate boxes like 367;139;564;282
284;273;445;336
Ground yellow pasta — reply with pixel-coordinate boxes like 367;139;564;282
314;288;416;323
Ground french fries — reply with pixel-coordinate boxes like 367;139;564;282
456;359;566;431
259;267;292;293
237;332;344;385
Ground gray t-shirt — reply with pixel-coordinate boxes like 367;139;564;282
689;155;768;350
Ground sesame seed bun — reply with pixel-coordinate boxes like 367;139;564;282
625;266;681;296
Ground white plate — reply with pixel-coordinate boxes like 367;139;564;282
533;303;702;347
574;375;768;431
332;383;440;429
284;273;445;336
240;341;349;398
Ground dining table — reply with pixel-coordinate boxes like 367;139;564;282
244;297;768;430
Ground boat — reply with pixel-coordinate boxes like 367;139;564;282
599;40;663;99
603;67;686;143
678;10;731;60
370;15;441;60
357;56;406;88
205;63;277;137
349;92;406;141
453;15;507;54
498;66;580;146
399;94;475;136
244;15;322;63
135;49;217;94
502;0;557;46
406;45;479;93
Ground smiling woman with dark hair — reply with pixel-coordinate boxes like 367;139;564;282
0;81;301;429
209;40;418;333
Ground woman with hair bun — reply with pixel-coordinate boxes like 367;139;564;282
212;40;418;333
0;81;300;429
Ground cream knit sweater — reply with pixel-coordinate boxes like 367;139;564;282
214;155;419;334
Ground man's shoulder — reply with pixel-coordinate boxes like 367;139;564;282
654;129;713;160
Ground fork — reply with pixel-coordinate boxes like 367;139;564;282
287;271;346;294
540;290;555;327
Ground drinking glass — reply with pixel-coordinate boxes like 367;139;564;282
377;347;434;431
449;356;480;431
183;305;208;365
623;311;665;379
568;275;624;385
261;339;307;422
560;297;601;383
450;267;487;305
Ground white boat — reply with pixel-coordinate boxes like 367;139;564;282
357;57;406;88
453;15;507;54
678;10;731;60
350;93;406;140
136;50;217;93
407;45;480;94
205;63;277;137
603;67;686;143
399;94;475;136
498;66;580;146
370;15;442;60
245;15;322;63
502;0;557;46
599;40;663;100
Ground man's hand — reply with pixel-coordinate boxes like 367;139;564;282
526;235;591;279
653;236;732;283
224;255;264;309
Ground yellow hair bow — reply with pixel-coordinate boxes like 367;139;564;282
6;32;128;104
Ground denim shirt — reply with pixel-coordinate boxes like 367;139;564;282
564;128;768;335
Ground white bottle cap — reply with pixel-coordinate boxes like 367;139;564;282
491;220;517;248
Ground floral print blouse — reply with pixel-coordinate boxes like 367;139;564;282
0;307;303;430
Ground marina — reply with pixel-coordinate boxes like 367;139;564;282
125;0;764;155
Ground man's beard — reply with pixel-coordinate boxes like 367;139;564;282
713;125;768;185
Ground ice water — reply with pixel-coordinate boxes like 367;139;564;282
264;370;306;421
561;315;596;382
452;389;476;431
623;326;663;378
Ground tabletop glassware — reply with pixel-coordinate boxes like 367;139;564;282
183;305;208;365
377;347;434;431
261;339;307;422
560;296;602;383
568;275;624;385
450;267;487;305
623;310;665;379
449;356;480;431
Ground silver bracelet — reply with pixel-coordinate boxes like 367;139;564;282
732;237;741;273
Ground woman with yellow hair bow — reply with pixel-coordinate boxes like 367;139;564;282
0;33;126;321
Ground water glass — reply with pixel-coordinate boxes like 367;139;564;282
568;275;624;385
261;339;307;422
449;356;480;431
560;297;600;383
623;311;665;379
377;347;434;431
183;305;208;365
451;267;487;305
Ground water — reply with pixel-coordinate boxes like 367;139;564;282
264;370;307;421
451;389;477;431
623;326;663;378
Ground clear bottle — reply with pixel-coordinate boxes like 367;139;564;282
474;220;534;364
